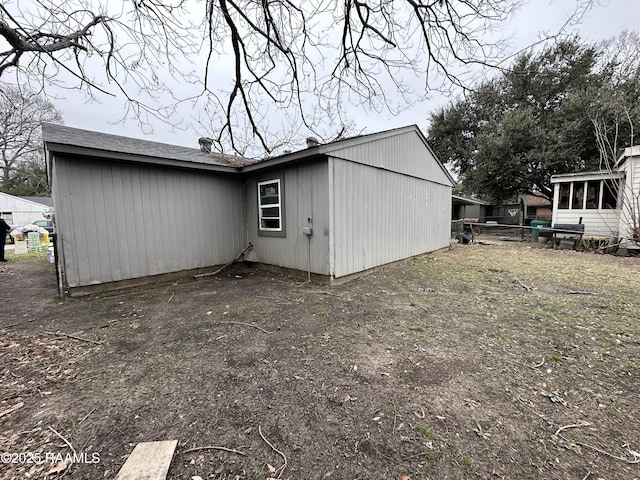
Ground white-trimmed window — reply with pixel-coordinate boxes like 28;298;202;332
557;179;619;210
258;179;283;232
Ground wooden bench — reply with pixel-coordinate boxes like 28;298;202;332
547;223;585;249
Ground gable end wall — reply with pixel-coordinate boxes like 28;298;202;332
53;154;244;288
330;158;452;277
328;130;452;186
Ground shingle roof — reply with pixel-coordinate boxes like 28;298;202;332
42;123;454;186
19;196;53;207
41;124;253;168
522;194;551;207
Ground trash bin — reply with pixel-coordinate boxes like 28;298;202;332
531;220;551;242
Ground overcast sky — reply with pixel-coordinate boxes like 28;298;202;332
48;0;640;153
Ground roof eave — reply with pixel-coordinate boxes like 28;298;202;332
452;195;491;206
0;191;52;208
240;149;327;172
45;142;240;174
550;171;625;183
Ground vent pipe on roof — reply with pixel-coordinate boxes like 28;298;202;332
306;137;319;148
198;137;213;153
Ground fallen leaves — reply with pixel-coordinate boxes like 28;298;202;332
1;331;89;404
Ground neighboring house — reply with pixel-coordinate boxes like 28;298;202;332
0;192;51;226
451;195;490;221
550;145;640;248
451;194;551;225
521;194;552;223
43;124;455;295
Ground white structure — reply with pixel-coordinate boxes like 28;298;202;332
617;146;640;245
0;192;51;226
550;146;640;248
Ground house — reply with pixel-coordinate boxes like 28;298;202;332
0;192;52;226
521;194;552;223
451;195;490;222
451;194;551;225
43;124;455;295
550;146;640;249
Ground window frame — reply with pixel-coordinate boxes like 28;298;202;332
257;178;285;237
572;181;585;209
557;179;620;210
585;180;600;209
558;184;570;209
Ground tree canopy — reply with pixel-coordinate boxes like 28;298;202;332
0;84;63;196
428;34;640;203
0;0;593;155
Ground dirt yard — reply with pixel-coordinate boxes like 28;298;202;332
1;241;639;480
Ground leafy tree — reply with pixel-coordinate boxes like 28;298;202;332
2;157;50;196
0;84;63;195
427;36;640;203
0;0;592;154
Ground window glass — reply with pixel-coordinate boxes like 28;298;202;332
258;179;282;231
572;182;585;209
586;181;600;209
602;180;618;209
558;184;570;209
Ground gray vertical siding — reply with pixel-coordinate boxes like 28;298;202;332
330;158;452;278
53;155;244;288
49;125;453;287
329;130;452;186
244;160;331;275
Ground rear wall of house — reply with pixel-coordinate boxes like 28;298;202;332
52;155;244;288
330;158;452;278
243;160;331;275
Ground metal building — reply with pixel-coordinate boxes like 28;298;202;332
0;192;52;226
43;124;454;295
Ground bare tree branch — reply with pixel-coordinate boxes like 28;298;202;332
0;0;598;155
0;83;62;194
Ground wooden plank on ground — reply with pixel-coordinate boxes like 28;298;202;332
114;440;178;480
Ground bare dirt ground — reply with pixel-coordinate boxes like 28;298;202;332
1;241;639;480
